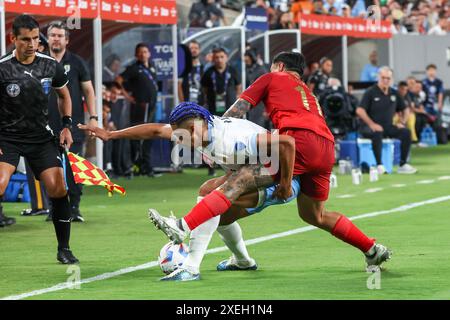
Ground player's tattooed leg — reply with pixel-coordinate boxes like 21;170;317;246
218;165;274;202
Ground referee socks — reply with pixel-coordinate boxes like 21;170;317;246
50;194;72;250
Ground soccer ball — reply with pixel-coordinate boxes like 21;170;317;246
158;241;189;275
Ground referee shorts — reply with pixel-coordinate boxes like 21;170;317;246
0;139;63;179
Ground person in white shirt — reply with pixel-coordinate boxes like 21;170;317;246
428;12;447;35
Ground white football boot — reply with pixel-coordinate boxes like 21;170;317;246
365;243;393;273
148;209;188;244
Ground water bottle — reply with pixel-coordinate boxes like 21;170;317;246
369;166;379;182
352;168;362;185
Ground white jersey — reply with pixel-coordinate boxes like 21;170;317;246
198;116;268;172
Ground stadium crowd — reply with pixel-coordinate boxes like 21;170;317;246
189;0;449;35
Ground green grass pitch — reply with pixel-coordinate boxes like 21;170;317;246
1;145;449;300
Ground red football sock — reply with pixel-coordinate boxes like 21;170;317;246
331;215;375;253
184;190;232;231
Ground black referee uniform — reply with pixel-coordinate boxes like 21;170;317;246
0;51;68;176
0;49;77;261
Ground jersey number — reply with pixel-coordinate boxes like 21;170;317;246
295;85;324;117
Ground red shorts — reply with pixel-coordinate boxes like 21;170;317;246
281;129;335;201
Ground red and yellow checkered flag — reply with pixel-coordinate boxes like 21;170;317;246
67;152;126;197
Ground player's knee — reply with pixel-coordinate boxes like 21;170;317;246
0;178;10;195
46;185;67;198
298;208;324;227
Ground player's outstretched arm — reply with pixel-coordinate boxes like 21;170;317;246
223;98;252;118
78;123;173;141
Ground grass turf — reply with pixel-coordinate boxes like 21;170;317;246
0;145;449;300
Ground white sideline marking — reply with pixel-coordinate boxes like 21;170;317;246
336;194;355;199
392;184;406;188
2;195;450;300
365;188;383;193
416;180;435;184
438;176;450;181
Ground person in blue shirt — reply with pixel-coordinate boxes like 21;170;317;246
360;50;379;82
422;64;444;116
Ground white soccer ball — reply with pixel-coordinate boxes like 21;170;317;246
158;241;189;275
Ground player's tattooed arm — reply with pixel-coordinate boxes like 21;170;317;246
218;165;274;202
223;98;252;119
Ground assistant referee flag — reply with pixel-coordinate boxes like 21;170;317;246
67;152;126;196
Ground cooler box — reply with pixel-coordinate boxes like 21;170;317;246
338;140;358;167
357;138;394;173
4;173;31;203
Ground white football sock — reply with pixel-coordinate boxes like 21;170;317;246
182;197;219;274
180;218;191;232
217;222;254;265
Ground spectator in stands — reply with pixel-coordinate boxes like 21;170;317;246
428;11;448;34
356;66;417;175
412;13;428;34
272;11;295;29
360;50;380;82
250;0;277;23
271;0;290;12
422;64;444;116
341;3;352;17
103;54;121;83
313;0;327;14
391;18;409;34
188;0;227;28
350;0;369;17
323;0;345;16
179;40;205;105
291;0;314;18
308;56;333;98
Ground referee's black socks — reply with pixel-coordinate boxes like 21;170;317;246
50;194;72;250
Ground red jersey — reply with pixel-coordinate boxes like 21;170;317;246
240;72;334;142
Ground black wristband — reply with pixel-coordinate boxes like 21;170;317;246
89;115;99;121
62;116;73;129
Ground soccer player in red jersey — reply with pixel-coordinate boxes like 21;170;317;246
223;52;392;271
148;52;391;273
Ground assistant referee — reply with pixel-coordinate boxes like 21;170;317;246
0;15;78;264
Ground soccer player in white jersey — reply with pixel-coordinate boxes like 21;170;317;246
79;102;299;281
